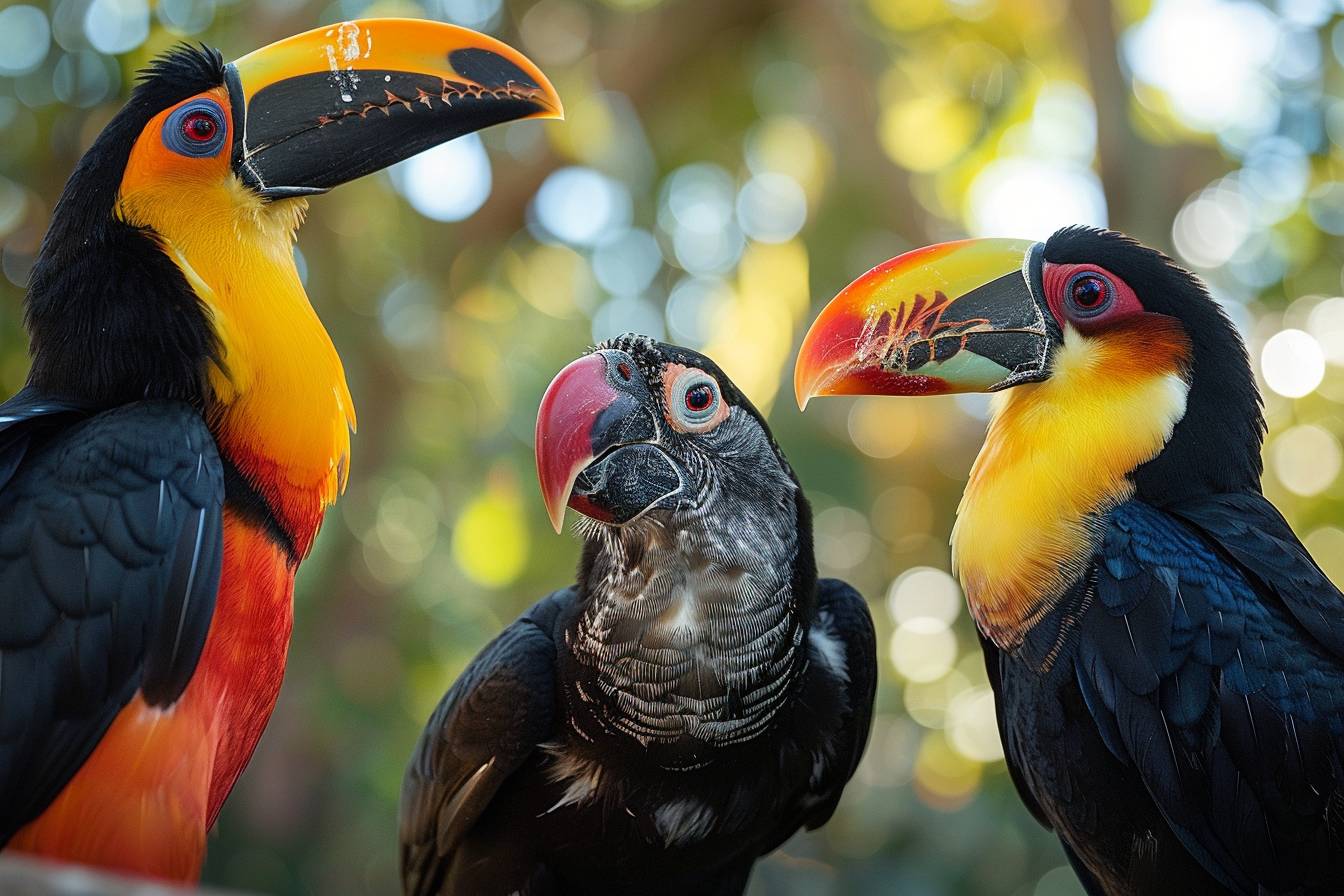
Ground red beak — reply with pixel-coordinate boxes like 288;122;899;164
535;354;619;533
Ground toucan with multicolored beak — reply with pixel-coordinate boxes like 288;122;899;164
0;20;559;881
400;335;876;895
795;227;1344;894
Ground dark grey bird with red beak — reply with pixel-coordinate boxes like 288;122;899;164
399;335;877;896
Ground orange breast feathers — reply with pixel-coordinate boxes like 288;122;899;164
8;511;294;882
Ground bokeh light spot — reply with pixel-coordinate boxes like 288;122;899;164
0;177;28;240
736;173;807;243
156;0;215;34
592;228;662;296
968;158;1107;239
848;397;916;459
913;731;982;811
533;167;632;248
431;0;503;31
947;686;1004;762
814;505;874;571
879;93;977;172
452;483;529;588
1124;0;1279;133
390;133;492;223
665;275;733;346
591;293;665;342
1272;424;1341;496
0;6;51;76
886;566;962;626
83;0;150;55
1261;328;1325;397
890;618;958;683
1305;527;1344;585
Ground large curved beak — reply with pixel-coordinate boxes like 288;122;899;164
794;238;1061;409
535;350;682;534
225;18;563;198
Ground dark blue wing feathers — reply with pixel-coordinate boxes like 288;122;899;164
1071;500;1344;892
1172;492;1344;661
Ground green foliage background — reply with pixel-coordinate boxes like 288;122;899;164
1;0;1343;893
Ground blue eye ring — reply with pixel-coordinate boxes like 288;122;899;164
162;99;227;158
1064;270;1114;319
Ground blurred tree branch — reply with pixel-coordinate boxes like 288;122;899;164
787;0;926;238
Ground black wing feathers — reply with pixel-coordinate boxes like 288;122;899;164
0;397;224;843
756;578;876;860
0;387;89;492
400;589;571;896
803;578;877;828
981;631;1053;830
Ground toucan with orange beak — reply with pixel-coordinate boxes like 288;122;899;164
796;227;1344;894
0;20;559;881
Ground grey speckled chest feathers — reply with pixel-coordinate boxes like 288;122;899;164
570;490;803;748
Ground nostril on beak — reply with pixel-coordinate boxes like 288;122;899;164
616;361;632;382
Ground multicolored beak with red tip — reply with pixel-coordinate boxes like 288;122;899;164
535;349;683;534
794;238;1060;408
226;18;562;198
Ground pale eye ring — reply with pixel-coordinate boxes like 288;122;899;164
670;369;721;432
162;99;227;158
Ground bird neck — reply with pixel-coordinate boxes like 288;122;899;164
952;318;1191;649
116;182;355;559
566;505;807;763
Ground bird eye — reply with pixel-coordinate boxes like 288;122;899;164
162;99;227;158
182;112;217;143
685;384;713;412
1064;271;1113;318
668;369;723;433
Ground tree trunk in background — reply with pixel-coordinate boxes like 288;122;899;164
1071;0;1226;247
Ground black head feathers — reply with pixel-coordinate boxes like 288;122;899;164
595;333;804;490
1043;226;1265;503
23;45;226;408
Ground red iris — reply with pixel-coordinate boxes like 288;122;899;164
182;111;218;143
685;384;714;412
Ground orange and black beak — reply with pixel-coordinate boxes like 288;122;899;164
794;238;1060;408
535;350;682;534
225;18;562;198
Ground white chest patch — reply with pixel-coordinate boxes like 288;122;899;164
540;743;604;813
653;797;717;846
808;615;848;682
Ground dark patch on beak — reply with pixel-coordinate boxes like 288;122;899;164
224;20;562;199
796;238;1058;404
448;47;540;90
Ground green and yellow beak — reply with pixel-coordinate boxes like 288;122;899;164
794;238;1060;408
225;18;562;198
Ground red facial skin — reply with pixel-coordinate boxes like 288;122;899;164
1041;262;1146;333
